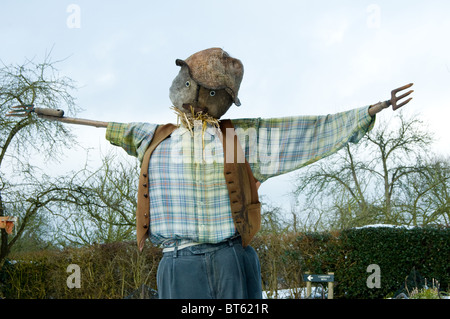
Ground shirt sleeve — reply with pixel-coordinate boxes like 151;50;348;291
105;122;158;162
232;106;375;183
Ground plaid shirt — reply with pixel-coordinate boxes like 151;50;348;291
106;106;375;248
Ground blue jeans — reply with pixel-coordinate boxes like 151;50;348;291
157;236;262;299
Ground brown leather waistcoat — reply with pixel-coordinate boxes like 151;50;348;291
136;120;260;251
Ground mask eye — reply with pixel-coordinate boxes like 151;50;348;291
209;90;216;97
185;81;190;88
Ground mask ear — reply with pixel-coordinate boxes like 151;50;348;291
226;87;240;106
169;66;198;110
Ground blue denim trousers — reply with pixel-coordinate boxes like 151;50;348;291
157;236;262;299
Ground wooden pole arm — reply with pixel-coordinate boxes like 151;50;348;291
37;114;109;128
7;105;109;128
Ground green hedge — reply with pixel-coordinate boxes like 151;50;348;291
336;226;450;298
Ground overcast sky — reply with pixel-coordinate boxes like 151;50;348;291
2;1;450;210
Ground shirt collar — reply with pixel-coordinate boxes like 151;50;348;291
174;121;221;138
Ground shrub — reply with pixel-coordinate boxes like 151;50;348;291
336;226;450;298
0;241;162;299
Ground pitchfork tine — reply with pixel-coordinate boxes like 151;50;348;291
6;104;35;116
393;83;414;92
396;97;413;108
397;89;414;100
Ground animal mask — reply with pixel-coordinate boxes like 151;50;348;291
169;48;244;119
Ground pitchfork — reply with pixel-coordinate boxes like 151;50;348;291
367;83;414;116
390;83;414;110
6;104;108;128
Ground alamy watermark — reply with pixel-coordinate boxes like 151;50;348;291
65;262;381;291
366;4;381;29
366;264;381;288
169;124;281;175
66;264;81;288
66;4;81;29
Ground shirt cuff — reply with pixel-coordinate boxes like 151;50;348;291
361;105;376;132
105;122;126;146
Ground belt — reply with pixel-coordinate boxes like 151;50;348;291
162;236;242;256
162;242;202;253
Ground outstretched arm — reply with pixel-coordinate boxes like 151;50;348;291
6;105;108;128
368;83;414;117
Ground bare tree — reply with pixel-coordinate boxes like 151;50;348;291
0;54;80;264
51;153;139;247
292;111;445;229
397;156;450;226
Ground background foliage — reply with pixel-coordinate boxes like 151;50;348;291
1;226;448;299
1;241;161;299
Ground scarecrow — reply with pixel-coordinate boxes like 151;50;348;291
7;48;413;299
